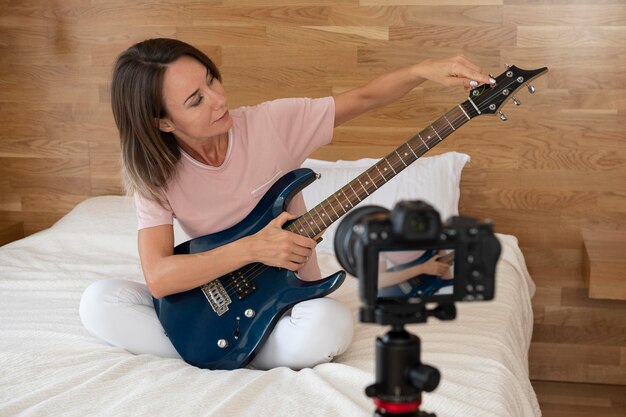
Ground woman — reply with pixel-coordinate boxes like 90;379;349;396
80;38;494;370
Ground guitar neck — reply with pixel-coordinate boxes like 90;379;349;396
286;100;478;238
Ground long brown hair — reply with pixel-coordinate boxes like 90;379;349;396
111;38;221;205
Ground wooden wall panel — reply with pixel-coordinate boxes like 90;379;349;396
1;0;624;385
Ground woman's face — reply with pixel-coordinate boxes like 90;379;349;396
158;55;232;142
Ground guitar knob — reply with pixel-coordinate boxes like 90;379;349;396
498;111;508;121
512;96;521;106
527;84;536;94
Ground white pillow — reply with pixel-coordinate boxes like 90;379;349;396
301;151;470;254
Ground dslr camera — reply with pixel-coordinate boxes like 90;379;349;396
333;200;501;417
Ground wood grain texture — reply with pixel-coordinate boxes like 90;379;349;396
0;220;23;246
583;229;626;300
1;0;624;385
532;379;626;417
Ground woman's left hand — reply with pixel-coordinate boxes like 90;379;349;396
414;55;496;91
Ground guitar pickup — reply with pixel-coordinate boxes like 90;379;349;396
229;268;256;299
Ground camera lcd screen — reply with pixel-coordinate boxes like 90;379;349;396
376;248;456;302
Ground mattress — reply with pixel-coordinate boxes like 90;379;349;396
0;195;540;417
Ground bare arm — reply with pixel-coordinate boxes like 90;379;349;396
377;252;451;289
333;55;495;127
139;212;316;298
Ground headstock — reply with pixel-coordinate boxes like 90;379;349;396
468;64;548;121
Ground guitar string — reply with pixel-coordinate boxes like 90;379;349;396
213;99;489;297
211;78;521;297
280;104;476;238
298;76;526;237
214;104;480;297
263;75;522;240
212;106;472;297
289;74;524;233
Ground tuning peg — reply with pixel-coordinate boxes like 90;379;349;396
511;96;521;106
504;63;510;69
526;84;536;94
498;111;508;121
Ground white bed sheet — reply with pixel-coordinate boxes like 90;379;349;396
0;196;540;417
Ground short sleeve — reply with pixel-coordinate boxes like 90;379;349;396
266;97;335;165
134;192;174;230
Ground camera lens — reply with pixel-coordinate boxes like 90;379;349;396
334;205;389;277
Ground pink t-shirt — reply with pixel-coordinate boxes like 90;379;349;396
134;96;335;279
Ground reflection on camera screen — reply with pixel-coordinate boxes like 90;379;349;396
377;249;455;300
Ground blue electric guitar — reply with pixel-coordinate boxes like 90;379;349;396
153;65;548;370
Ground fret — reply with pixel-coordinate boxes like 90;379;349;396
294;218;307;235
320;203;334;223
458;104;470;120
384;158;397;175
299;216;313;236
438;117;453;137
338;191;353;210
332;195;346;214
365;171;379;191
306;213;321;237
301;214;318;236
406;141;419;159
399;144;416;164
313;206;329;228
395;150;408;167
467;97;481;114
356;177;369;195
430;125;442;141
341;193;354;209
375;164;388;181
417;132;429;149
443;115;455;131
424;132;435;147
347;182;362;202
311;215;324;234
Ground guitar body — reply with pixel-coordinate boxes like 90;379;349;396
153;168;346;370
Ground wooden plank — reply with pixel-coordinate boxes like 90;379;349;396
532;380;626;417
505;5;626;26
518;26;626;48
582;229;626;300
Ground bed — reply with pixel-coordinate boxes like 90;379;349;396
0;152;541;417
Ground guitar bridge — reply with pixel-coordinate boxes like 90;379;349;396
201;280;231;316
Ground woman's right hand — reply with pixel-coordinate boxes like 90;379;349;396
420;251;451;277
245;212;317;271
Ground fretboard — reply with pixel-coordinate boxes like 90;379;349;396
286;101;477;238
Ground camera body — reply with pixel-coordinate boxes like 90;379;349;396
334;200;501;326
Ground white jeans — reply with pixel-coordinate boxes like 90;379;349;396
79;279;353;370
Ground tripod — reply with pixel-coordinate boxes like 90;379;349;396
365;324;440;417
